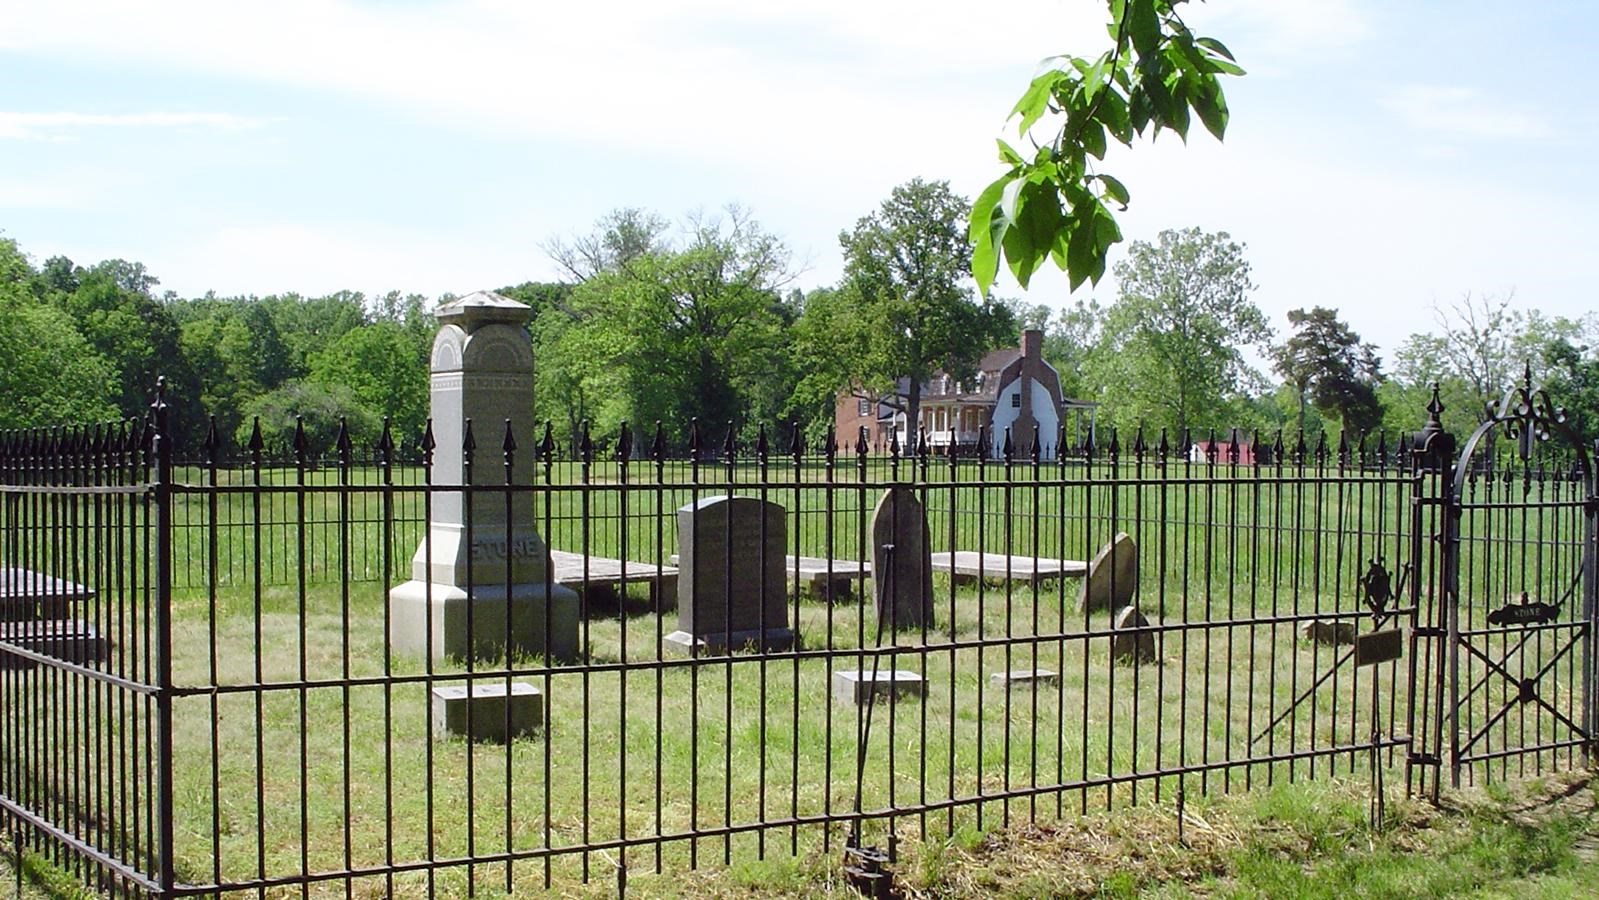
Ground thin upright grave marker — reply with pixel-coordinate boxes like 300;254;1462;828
869;487;933;629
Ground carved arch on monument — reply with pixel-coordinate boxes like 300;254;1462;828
461;324;535;373
431;325;466;372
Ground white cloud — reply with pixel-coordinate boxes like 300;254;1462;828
0;1;1090;172
0;111;271;140
150;222;538;299
1380;85;1553;142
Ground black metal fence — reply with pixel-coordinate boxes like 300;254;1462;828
2;384;1594;897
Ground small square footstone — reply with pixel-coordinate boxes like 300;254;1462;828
430;681;545;743
832;669;926;705
989;668;1060;689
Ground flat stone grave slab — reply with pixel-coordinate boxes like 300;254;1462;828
832;669;927;704
549;550;678;609
671;554;871;601
930;552;1086;585
1299;619;1357;646
1;568;94;621
989;668;1060;689
788;556;870;601
0;620;108;670
430;681;545;743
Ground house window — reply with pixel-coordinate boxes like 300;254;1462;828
858;398;870;416
1011;393;1021;408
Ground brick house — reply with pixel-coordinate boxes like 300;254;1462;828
833;330;1096;459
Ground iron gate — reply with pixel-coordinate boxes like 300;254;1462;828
1425;371;1597;791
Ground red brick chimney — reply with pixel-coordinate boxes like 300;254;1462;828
1020;329;1043;360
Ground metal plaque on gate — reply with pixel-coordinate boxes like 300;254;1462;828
1486;592;1561;627
1355;629;1404;667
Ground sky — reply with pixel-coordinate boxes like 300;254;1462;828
1;0;1592;358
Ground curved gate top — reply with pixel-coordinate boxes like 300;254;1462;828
1424;367;1598;791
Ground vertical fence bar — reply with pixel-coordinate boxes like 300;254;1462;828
150;383;177;897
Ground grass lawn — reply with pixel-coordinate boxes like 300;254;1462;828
9;771;1596;897
645;772;1599;898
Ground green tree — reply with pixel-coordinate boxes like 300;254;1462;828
307;322;429;440
55;258;203;440
0;239;118;428
1085;227;1269;436
551;207;797;445
787;285;865;442
1537;331;1599;440
833;178;1015;444
1272;306;1384;438
236;381;380;459
972;0;1244;295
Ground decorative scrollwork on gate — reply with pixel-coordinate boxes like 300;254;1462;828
1494;363;1570;463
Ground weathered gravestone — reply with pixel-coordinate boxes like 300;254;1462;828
1076;532;1138;613
1109;604;1157;664
869;487;933;629
389;292;579;663
666;496;795;654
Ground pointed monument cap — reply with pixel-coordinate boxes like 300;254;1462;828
433;290;534;327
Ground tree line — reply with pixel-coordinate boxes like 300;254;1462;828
3;184;1596;459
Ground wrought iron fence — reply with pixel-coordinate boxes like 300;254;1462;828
1;387;1593;897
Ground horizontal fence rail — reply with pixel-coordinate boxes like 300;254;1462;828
2;409;1594;897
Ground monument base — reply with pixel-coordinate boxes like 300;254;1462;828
663;626;795;656
389;580;579;663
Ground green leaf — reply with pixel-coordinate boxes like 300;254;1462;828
996;139;1025;166
1193;79;1229;141
1098;174;1130;209
1083;122;1107;160
1099;88;1133;144
969;175;1011;297
1019;181;1066;255
1011;69;1070;136
1082;52;1111;103
1195;37;1238;62
1202;52;1246;76
1127;0;1161;57
1066;217;1094;291
1002;216;1039;288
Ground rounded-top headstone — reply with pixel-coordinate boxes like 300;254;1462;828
1109;604;1156;664
1077;532;1138;613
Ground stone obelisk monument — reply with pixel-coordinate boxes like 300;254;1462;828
389;291;578;662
